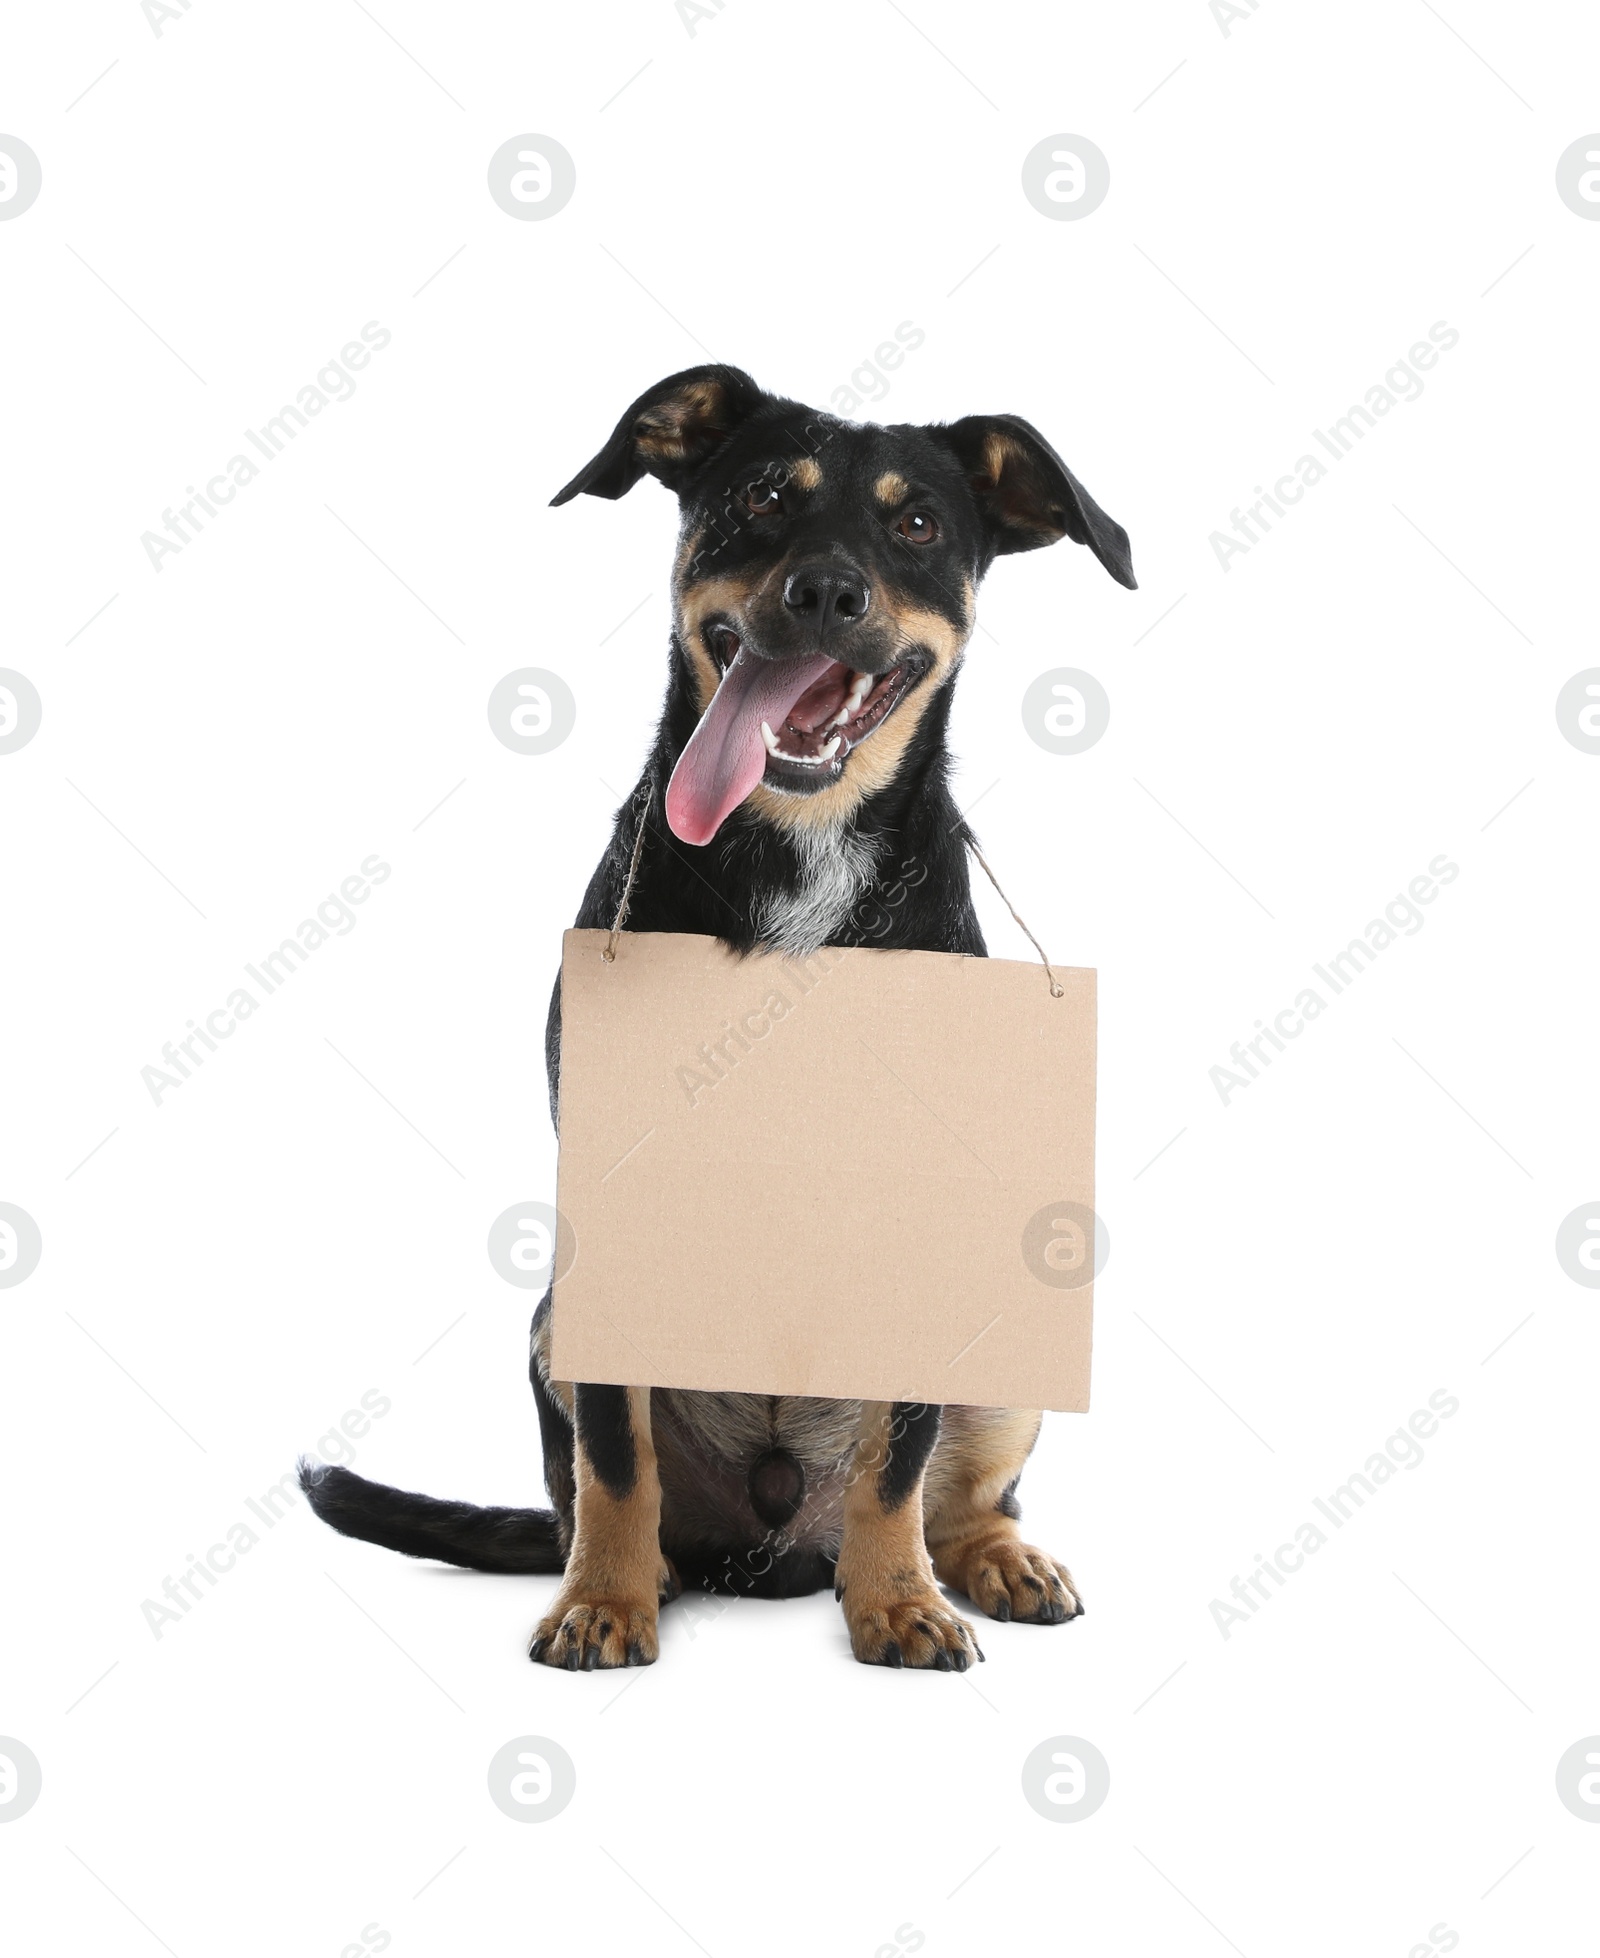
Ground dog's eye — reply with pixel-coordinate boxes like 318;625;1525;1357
743;481;782;515
897;511;939;545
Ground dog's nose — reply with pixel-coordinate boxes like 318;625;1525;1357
782;562;870;631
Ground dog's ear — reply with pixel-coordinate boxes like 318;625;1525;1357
551;365;771;505
939;414;1136;587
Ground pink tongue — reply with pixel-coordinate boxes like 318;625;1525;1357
665;647;838;845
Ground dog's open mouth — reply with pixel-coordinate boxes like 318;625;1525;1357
664;625;921;845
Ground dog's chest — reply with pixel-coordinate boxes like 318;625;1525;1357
753;826;877;957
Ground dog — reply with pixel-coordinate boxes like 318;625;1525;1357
302;364;1135;1670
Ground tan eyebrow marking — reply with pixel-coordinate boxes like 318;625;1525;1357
874;470;909;505
789;456;821;491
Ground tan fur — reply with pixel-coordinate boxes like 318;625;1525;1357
531;1386;675;1667
873;470;909;505
977;430;1023;488
674;571;763;713
747;591;973;834
635;379;723;460
921;1405;1041;1522
788;456;821;491
672;526;706;584
923;1405;1081;1621
834;1402;981;1666
977;431;1066;540
530;1309;574;1419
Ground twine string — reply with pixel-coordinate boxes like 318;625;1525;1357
965;839;1064;997
601;784;652;962
601;792;1062;998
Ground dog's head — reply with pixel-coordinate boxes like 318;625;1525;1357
553;365;1135;846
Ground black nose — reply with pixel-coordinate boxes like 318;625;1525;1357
782;562;870;631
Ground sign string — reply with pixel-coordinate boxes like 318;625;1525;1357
602;785;1062;995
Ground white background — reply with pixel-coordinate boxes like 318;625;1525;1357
3;1;1597;1951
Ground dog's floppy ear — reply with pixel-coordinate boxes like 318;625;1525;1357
940;414;1136;587
551;365;770;505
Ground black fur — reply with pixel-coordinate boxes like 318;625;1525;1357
573;1384;637;1499
301;366;1134;1595
877;1403;943;1512
296;1459;562;1573
529;1290;575;1543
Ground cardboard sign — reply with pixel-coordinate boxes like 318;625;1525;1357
550;929;1096;1412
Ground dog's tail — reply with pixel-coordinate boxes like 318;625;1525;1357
298;1460;565;1574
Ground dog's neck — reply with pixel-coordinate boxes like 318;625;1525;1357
572;638;982;960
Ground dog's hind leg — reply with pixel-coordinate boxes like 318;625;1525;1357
834;1401;982;1670
921;1406;1082;1625
528;1383;679;1670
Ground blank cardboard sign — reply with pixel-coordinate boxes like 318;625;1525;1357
550;929;1096;1412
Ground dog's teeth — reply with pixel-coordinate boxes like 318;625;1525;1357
829;673;872;728
762;722;842;767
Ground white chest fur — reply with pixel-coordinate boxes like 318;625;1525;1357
754;824;878;958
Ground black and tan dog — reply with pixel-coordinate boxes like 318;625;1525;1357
303;365;1135;1670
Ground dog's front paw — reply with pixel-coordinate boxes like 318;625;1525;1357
940;1536;1083;1625
529;1595;659;1670
841;1586;984;1670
